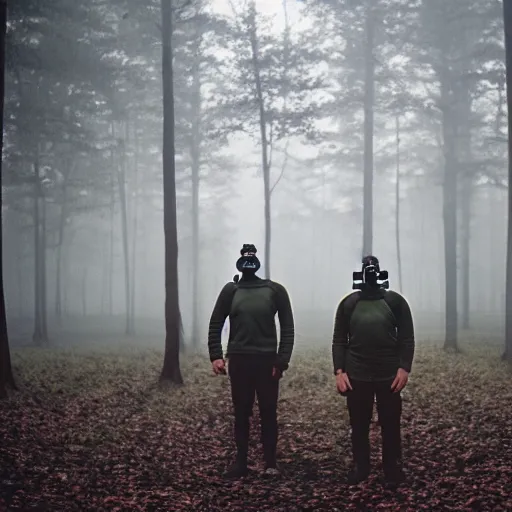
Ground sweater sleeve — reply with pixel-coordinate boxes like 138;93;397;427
274;283;295;371
207;282;235;362
332;300;349;375
395;295;415;373
332;293;359;375
386;291;415;373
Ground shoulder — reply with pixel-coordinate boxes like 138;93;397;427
220;282;237;295
383;290;411;311
384;290;408;304
268;280;289;295
337;291;361;311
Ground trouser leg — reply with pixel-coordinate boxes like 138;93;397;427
228;356;256;465
375;379;403;473
346;380;374;471
255;358;279;467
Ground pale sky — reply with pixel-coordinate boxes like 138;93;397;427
210;0;308;32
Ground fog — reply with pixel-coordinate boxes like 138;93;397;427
2;0;509;351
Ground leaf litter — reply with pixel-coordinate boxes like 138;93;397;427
0;343;511;511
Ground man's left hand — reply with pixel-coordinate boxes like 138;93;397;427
391;368;409;393
272;367;282;379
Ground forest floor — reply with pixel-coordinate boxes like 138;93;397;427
1;341;511;511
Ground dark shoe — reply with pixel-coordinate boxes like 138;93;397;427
384;466;405;489
224;462;249;479
346;466;370;485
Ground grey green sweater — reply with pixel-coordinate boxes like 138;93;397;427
208;276;295;371
332;288;415;381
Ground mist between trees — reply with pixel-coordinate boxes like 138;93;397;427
0;0;511;389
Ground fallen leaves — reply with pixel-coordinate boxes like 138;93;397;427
0;342;511;511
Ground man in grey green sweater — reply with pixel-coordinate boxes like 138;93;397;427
332;255;415;488
208;244;295;479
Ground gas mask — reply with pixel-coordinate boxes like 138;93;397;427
236;244;261;275
352;255;389;290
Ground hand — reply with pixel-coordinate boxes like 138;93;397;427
212;359;226;375
391;368;409;393
336;371;352;394
272;367;282;379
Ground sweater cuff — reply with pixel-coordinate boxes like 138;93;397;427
274;356;289;372
399;362;411;373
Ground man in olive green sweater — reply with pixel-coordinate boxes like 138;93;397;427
332;255;415;488
208;244;295;479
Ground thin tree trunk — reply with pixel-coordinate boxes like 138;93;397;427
458;81;472;331
190;43;201;350
441;73;458;352
0;0;16;397
32;157;43;345
118;121;131;335
395;115;403;293
362;1;375;258
62;242;69;317
16;217;23;318
109;122;115;317
101;231;108;315
160;0;183;384
502;0;512;361
55;181;68;323
490;187;498;313
40;194;48;341
82;267;87;317
460;176;471;330
130;124;139;334
248;2;271;279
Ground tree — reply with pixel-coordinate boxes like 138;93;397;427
413;0;503;349
160;0;183;384
362;0;375;257
221;0;322;278
395;115;403;292
0;0;16;398
306;0;420;260
5;0;120;341
503;0;512;362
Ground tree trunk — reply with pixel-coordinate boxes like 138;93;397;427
441;73;458;351
160;0;183;384
32;157;44;345
62;242;69;317
101;231;108;315
362;2;375;258
15;216;23;318
81;267;87;317
40;194;48;341
117;121;131;335
248;2;271;279
460;175;471;330
55;180;68;323
0;0;16;398
503;0;512;361
190;42;201;350
395;115;403;293
109;122;116;317
130;124;139;334
458;81;472;331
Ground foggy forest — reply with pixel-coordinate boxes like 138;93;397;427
0;0;511;510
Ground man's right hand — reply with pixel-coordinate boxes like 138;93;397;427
336;371;352;394
212;359;226;375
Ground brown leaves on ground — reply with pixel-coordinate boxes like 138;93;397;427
0;342;511;511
